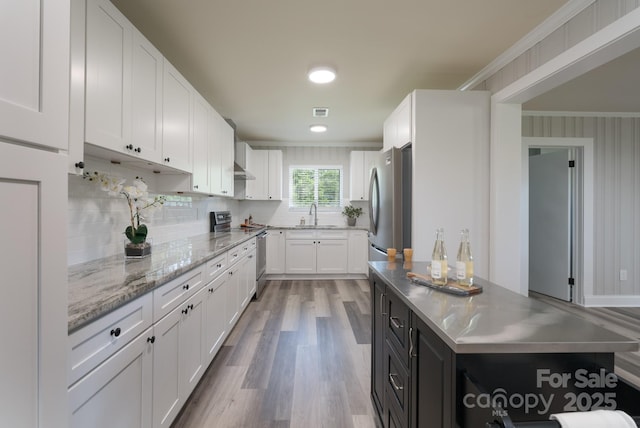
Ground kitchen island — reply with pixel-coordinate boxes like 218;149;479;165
369;261;640;428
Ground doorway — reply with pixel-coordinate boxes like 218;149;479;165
528;147;575;301
523;137;594;305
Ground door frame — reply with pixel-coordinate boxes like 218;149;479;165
522;137;593;305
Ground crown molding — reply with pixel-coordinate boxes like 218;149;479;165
458;0;596;91
523;110;640;118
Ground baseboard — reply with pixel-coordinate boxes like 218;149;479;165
583;294;640;307
265;273;368;281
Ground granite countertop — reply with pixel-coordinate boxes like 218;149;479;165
68;229;264;333
268;224;369;230
370;260;639;354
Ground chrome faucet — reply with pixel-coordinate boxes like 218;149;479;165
309;202;318;226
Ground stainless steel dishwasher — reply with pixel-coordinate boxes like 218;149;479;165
255;231;267;298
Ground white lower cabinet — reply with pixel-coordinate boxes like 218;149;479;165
285;239;317;273
152;287;206;428
316;240;349;273
68;238;258;428
284;230;349;274
69;327;153;428
348;230;369;275
266;229;285;274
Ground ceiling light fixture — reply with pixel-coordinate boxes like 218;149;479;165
309;124;328;133
308;66;336;84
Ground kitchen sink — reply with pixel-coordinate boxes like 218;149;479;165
294;224;338;228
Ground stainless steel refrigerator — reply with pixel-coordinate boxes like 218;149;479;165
368;146;412;261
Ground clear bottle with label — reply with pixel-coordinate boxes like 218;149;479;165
431;228;448;285
456;228;474;286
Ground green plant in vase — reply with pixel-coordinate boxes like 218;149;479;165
84;171;165;257
342;204;363;226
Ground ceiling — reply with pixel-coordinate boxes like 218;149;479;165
111;0;568;145
524;45;640;112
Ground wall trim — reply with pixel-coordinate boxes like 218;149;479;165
584;295;640;307
458;0;596;91
523;110;640;118
248;140;382;149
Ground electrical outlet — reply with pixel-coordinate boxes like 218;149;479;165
619;269;628;281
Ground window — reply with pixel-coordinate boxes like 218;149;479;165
289;166;342;210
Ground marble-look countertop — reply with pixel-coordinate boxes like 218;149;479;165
68;229;264;333
267;224;369;231
370;261;639;354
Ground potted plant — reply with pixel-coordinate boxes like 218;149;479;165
342;204;363;226
84;171;165;258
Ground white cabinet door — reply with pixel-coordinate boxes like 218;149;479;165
248;251;257;296
266;230;285;274
85;0;132;152
152;306;182;428
316;240;348;274
191;94;211;193
203;272;229;365
131;31;163;163
0;0;69;150
179;289;206;399
363;151;377;199
267;150;283;200
208;111;223;195
350;151;365;201
240;250;257;308
220;118;235;197
162;59;192;172
245;149;268;200
285;240;317;274
69;328;153;428
0;144;67;428
383;92;412;151
348;230;369;275
225;268;240;328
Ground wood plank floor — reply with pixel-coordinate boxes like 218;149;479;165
171;279;378;428
532;292;640;388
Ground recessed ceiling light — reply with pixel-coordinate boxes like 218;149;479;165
310;124;327;133
308;67;336;84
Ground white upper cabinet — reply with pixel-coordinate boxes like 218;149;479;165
350;150;378;201
267;150;283;200
85;0;132;152
208;111;234;197
0;0;70;150
219;117;235;197
162;60;193;173
191;93;211;193
245;149;282;200
383;92;412;151
131;31;163;164
245;149;268;200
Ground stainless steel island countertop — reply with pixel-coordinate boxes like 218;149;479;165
68;229;264;333
370;260;639;354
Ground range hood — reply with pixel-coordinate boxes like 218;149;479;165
225;119;256;181
234;161;255;180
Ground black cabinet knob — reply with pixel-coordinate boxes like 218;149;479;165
126;144;133;150
135;147;141;153
75;161;85;169
164;157;170;162
188;304;194;310
208;288;214;293
182;308;188;314
110;327;121;337
183;284;189;290
147;336;156;344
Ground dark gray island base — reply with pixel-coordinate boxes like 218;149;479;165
369;261;640;428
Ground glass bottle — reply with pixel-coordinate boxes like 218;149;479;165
431;228;448;285
456;228;474;286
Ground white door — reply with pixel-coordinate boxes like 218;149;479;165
529;148;573;301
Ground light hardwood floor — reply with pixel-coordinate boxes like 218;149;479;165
171;279;378;428
532;292;640;388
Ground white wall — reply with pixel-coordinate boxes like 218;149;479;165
523;114;640;304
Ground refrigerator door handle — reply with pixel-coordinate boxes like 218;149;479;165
369;167;379;234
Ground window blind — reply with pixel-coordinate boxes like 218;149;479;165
289;166;342;210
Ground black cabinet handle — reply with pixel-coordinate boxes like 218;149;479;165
390;316;404;329
147;336;156;344
164;157;170;162
217;263;222;268
380;293;386;317
75;161;84;169
208;288;214;293
182;308;189;315
188;304;194;310
183;284;189;290
110;327;121;337
126;144;133;150
135;147;141;153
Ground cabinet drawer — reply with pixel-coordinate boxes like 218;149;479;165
386;345;410;427
206;253;228;280
317;230;348;240
153;265;205;322
68;292;153;386
285;229;315;240
386;289;411;367
227;245;242;267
